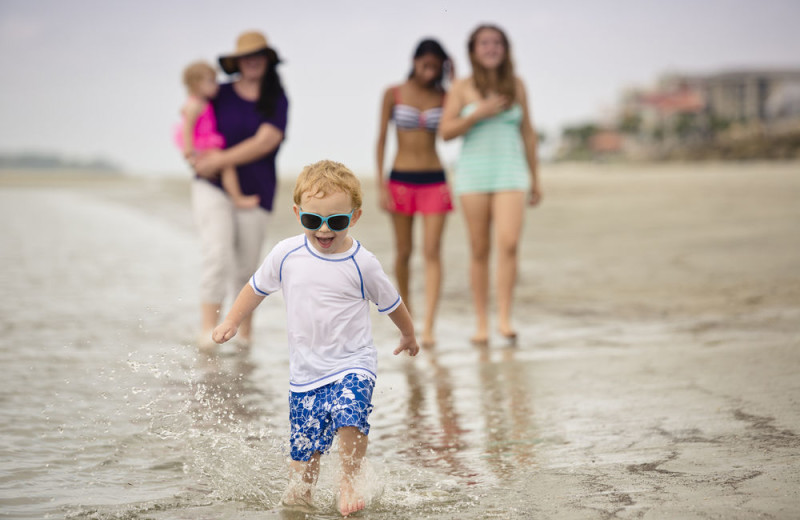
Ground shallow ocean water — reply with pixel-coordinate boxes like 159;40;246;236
3;166;799;519
0;186;552;519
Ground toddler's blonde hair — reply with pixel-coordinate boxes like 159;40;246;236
182;61;216;96
293;160;363;210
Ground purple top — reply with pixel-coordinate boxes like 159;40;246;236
208;82;289;212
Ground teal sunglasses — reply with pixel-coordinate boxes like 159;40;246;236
299;210;354;231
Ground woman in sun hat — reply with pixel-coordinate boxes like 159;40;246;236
192;30;289;349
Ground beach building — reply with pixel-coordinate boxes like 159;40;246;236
619;69;800;159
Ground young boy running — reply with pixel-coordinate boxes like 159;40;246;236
212;159;419;516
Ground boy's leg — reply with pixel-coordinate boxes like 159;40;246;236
285;453;322;506
337;426;368;516
221;166;260;209
330;374;374;516
286;384;335;507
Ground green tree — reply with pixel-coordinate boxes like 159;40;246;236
619;113;642;134
562;123;599;147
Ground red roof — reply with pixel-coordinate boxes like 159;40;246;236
590;130;623;153
640;86;704;114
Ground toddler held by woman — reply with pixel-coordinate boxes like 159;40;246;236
176;61;260;209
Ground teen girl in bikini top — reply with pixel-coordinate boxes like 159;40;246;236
391;87;443;132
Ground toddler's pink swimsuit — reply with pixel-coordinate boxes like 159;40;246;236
174;100;225;151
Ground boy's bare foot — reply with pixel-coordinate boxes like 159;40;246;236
233;194;261;209
339;478;365;516
282;482;313;509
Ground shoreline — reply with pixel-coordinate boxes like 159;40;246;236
3;156;799;179
3;161;799;321
2;160;799;518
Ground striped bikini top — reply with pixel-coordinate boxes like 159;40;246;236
392;87;443;132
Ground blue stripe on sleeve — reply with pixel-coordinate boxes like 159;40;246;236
251;275;269;296
378;294;401;313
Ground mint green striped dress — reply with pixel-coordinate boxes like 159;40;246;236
454;103;530;195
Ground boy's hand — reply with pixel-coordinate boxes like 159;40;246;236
212;321;238;344
393;334;420;357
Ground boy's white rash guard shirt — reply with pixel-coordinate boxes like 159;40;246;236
250;234;402;392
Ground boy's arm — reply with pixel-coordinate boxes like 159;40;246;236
387;302;419;356
212;284;266;343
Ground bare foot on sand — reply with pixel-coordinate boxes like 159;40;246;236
282;483;313;510
470;334;489;346
498;329;517;346
232;194;260;209
339;478;365;516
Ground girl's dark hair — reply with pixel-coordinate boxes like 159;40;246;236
408;38;451;91
256;48;285;118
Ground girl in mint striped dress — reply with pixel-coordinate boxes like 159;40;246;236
439;24;542;345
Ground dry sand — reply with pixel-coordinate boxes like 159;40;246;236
2;161;798;518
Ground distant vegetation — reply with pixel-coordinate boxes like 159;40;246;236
0;151;121;172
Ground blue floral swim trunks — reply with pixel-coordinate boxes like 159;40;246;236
288;373;375;461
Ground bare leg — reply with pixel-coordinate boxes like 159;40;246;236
492;192;526;338
201;302;221;332
337;426;368;516
199;302;221;350
391;213;414;317
221;165;260;209
285;453;321;507
459;194;493;344
421;213;447;346
237;313;254;347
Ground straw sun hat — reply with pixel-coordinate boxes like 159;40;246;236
218;31;273;75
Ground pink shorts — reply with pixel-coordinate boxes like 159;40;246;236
388;170;453;216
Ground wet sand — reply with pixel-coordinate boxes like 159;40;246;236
1;162;799;518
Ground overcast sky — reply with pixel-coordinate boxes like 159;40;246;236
1;0;798;176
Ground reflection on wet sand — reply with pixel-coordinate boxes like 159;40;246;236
399;342;538;486
402;346;475;481
3;164;799;518
476;345;537;480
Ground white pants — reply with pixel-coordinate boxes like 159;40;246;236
192;179;271;304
